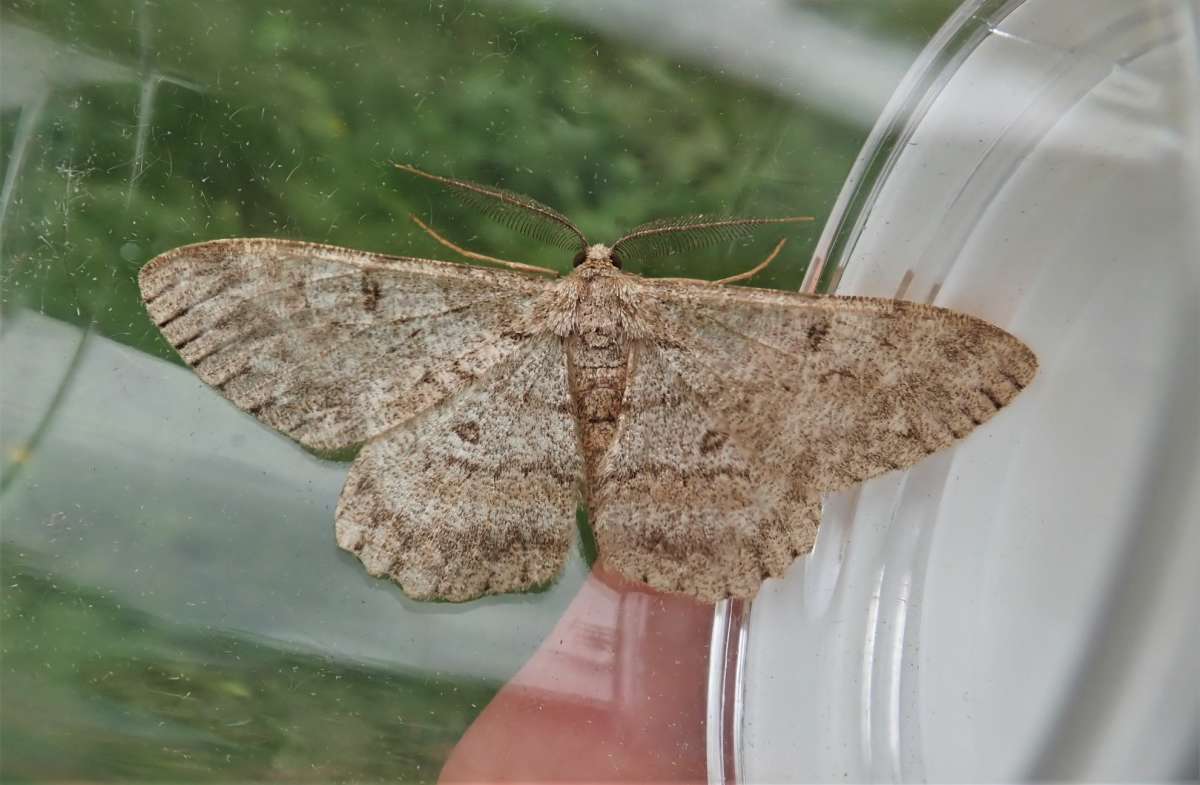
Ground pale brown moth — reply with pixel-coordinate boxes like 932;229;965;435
139;164;1037;603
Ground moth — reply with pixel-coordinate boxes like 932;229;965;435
139;164;1037;603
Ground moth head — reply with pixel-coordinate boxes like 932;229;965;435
573;243;622;270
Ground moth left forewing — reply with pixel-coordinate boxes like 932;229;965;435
639;280;1038;494
140;239;555;451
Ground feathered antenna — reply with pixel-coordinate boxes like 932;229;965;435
395;163;588;251
610;215;812;264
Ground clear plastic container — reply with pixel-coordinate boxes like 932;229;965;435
726;1;1200;781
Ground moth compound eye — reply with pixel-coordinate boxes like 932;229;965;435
572;250;587;268
610;251;623;270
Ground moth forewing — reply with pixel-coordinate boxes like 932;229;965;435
139;238;560;452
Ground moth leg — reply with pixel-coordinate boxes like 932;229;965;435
650;238;789;287
408;214;560;277
714;237;787;286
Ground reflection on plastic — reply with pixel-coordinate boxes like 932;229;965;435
741;0;1200;782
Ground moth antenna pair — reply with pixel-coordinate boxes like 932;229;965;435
410;214;790;286
394;162;813;276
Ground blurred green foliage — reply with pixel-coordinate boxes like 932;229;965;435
3;0;953;360
2;546;493;782
1;0;957;780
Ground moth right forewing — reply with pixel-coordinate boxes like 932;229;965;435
638;280;1038;494
140;238;558;452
